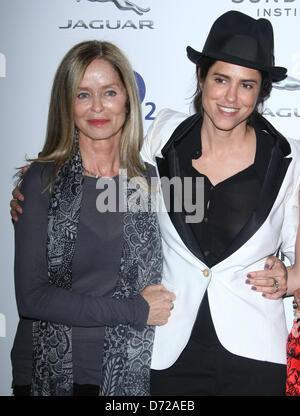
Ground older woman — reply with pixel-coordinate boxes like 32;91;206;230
140;11;300;395
10;40;174;396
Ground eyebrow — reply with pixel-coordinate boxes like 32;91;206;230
77;83;120;90
212;72;259;84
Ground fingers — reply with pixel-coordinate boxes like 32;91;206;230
9;199;22;223
147;305;172;326
151;311;172;327
142;284;176;326
21;166;28;176
245;257;287;299
12;187;24;202
142;284;176;301
263;255;276;271
10;168;27;224
10;199;23;212
246;277;286;299
245;278;283;299
247;264;286;279
10;186;24;223
10;208;18;223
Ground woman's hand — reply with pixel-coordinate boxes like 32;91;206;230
10;186;24;222
141;284;176;326
245;255;287;299
10;167;28;223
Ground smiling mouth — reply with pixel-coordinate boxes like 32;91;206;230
88;119;110;126
218;105;239;113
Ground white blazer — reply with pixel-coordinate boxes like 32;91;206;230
141;108;300;369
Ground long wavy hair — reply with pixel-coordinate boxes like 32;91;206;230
192;56;273;125
30;40;144;189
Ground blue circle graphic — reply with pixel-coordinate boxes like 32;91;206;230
134;71;146;103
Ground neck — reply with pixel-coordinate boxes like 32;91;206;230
201;115;253;156
79;135;121;178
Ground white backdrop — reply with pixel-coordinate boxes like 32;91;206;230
1;0;300;396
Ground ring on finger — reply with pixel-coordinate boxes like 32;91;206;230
273;280;279;293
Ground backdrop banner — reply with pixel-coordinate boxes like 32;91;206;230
1;0;300;396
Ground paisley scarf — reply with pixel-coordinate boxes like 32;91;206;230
31;138;162;396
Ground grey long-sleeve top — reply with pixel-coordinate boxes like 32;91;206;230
11;163;149;386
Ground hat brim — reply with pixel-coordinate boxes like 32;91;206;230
187;46;287;82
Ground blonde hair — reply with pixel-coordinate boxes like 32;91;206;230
31;40;145;188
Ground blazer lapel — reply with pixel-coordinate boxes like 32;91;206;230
217;116;292;263
156;114;207;263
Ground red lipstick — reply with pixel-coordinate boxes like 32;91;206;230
88;119;110;126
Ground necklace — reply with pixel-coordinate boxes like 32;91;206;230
82;165;100;179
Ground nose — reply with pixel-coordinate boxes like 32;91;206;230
225;83;238;103
91;95;104;113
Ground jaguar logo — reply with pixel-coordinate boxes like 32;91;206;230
85;0;150;15
273;76;300;91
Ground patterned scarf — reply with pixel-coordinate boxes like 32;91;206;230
101;179;162;396
31;137;162;396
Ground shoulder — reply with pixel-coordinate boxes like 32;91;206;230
151;108;189;126
288;138;300;178
141;108;189;163
21;162;53;196
15;163;53;228
288;137;300;157
147;109;189;146
284;138;300;191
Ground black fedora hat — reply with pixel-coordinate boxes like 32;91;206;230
187;10;287;82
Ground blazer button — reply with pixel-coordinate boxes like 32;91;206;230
202;268;210;278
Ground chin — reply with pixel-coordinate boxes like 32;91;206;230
212;116;250;132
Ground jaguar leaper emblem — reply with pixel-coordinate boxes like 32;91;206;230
87;0;150;15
